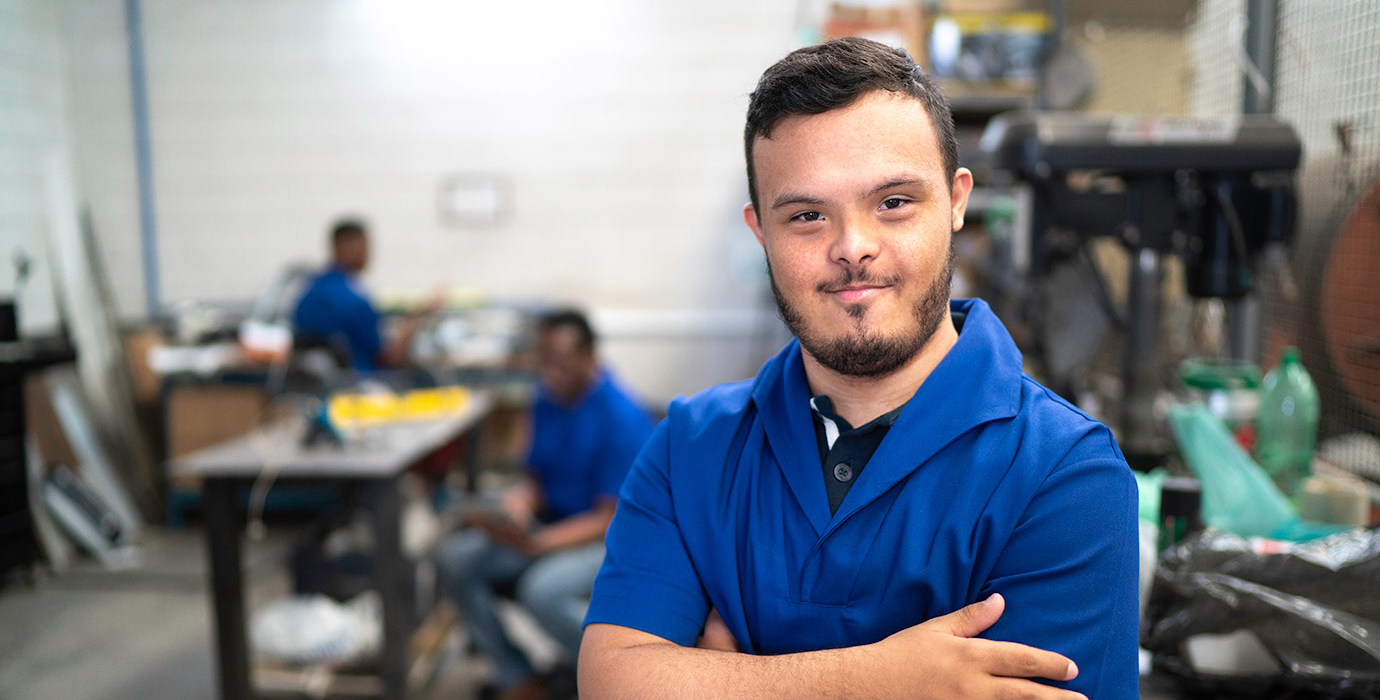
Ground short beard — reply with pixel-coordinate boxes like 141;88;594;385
768;244;953;379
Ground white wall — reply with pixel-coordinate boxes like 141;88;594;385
0;0;70;335
58;0;803;402
62;1;142;318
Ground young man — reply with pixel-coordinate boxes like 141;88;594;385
292;219;432;372
438;310;654;700
580;38;1139;699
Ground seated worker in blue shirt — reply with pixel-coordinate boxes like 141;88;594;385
580;38;1139;700
437;309;654;700
292;219;434;373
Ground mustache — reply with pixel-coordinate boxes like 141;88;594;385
816;267;902;294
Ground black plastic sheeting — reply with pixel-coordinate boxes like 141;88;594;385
1143;528;1380;698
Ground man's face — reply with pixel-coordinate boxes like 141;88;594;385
743;90;972;378
537;326;596;405
334;234;370;273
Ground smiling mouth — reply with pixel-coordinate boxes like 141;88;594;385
817;268;902;307
829;285;889;304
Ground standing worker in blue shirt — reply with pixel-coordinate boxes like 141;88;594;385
292;219;435;373
580;38;1139;699
438;309;654;700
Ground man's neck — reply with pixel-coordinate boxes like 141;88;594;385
553;367;602;408
800;314;960;428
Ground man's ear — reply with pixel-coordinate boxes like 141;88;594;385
950;167;974;232
743;203;765;249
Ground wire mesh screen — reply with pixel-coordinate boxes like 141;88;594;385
1190;0;1380;477
1186;0;1245;118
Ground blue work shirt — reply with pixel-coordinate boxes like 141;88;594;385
586;298;1139;698
292;267;382;373
528;370;654;522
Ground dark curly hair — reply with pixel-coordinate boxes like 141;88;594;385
744;37;958;215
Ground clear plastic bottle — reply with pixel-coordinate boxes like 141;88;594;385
1255;347;1320;498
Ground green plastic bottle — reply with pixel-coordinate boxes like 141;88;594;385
1255;347;1320;498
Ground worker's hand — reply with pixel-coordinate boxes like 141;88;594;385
501;484;538;529
873;594;1085;700
415;286;449;317
468;511;539;553
696;608;738;652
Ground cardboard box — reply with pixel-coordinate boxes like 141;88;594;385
24;373;77;468
165;384;271;460
824;2;929;66
122;326;166;406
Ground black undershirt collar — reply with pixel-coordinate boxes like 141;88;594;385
809;396;905;515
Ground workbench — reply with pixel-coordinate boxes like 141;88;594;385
171;389;494;699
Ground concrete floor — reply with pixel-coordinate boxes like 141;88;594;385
0;524;1188;700
0;524;497;700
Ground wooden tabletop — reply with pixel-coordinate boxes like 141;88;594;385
171;389;494;480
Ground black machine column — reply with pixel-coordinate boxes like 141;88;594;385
982;113;1301;466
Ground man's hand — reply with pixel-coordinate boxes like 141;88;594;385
500;483;539;530
463;510;539;554
418;286;449;316
871;593;1081;698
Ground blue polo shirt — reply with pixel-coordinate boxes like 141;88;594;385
292;267;383;373
528;370;654;522
586;298;1139;698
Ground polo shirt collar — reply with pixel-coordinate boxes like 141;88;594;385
752;338;832;535
751;298;1024;531
538;368;610;411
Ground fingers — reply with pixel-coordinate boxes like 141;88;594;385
986;678;1088;700
978;639;1078;682
922;593;1005;638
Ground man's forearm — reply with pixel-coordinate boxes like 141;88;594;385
533;502;614;553
580;624;882;700
580;598;1085;700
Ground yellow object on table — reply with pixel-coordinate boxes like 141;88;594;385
328;387;471;428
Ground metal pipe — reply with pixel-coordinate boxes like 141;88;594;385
1243;0;1278;114
1121;246;1164;464
1228;296;1263;362
1234;0;1280;362
124;0;161;317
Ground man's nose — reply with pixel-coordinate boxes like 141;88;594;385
830;217;881;267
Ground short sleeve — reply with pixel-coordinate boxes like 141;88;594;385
343;297;382;370
981;430;1141;699
585;420;711;645
595;405;653;501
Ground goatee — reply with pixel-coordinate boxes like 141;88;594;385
768;244;953;379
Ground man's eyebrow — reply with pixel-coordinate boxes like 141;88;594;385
770;191;827;210
769;176;936;211
867;177;932;198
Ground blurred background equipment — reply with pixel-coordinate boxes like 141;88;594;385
981;111;1301;465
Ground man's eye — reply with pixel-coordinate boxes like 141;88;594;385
880;198;908;210
792;211;823;222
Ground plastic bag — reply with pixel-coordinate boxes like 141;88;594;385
1168;404;1344;542
250;592;381;665
1142;528;1380;697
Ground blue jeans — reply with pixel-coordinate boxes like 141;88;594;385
435;530;604;690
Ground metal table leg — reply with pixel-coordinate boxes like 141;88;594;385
203;478;251;700
367;478;411;699
464;424;484;494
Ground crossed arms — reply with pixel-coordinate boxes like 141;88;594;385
580;593;1087;700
